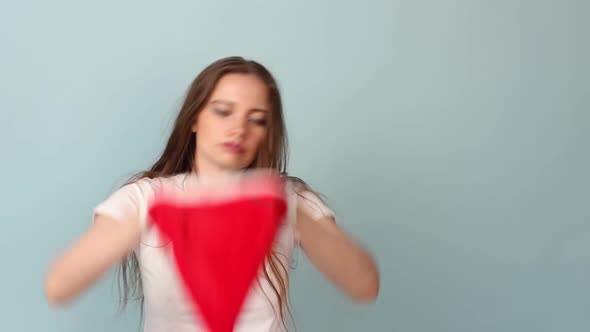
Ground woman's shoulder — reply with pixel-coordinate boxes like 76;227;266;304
126;172;187;187
110;173;188;199
282;175;308;191
282;175;322;198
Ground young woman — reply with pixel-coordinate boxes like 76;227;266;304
44;56;380;331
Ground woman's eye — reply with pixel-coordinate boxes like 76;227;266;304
213;108;231;117
250;118;268;126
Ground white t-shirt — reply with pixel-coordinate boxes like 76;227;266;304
93;173;334;332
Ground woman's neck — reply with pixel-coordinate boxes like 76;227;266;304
192;161;243;181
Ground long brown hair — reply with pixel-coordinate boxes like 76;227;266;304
117;56;309;329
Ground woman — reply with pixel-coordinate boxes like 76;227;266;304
44;56;380;331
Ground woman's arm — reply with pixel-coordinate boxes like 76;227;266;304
296;207;380;303
44;213;140;306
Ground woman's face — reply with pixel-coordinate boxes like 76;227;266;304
192;73;270;175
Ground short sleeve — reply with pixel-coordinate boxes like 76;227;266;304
93;182;144;226
288;187;335;246
296;190;335;222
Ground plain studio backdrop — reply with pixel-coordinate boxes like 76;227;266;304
1;1;588;331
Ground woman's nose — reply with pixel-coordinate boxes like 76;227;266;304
228;116;247;139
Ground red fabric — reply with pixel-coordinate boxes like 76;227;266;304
147;173;287;332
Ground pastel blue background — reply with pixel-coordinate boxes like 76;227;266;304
1;1;588;331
